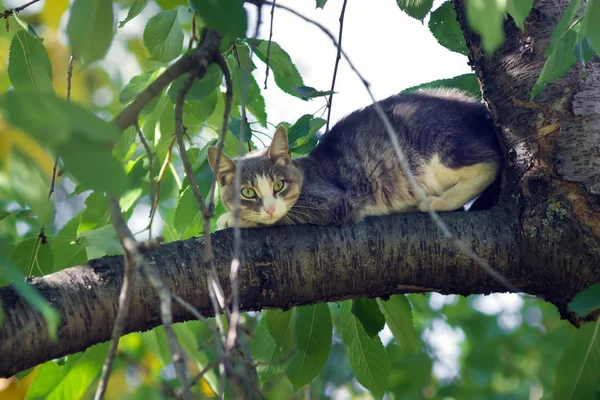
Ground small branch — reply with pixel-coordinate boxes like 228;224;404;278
112;30;222;131
148;137;176;232
135;121;155;218
187;16;197;51
325;0;347;133
94;200;139;400
264;0;276;89
267;1;517;292
0;0;41;18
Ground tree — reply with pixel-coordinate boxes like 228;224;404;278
0;0;599;398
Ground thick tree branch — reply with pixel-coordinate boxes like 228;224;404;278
1;207;598;378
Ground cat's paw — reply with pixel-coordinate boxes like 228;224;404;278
418;196;451;212
217;212;235;229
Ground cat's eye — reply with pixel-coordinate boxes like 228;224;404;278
273;180;285;193
241;187;257;199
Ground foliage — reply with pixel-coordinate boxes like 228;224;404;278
0;0;599;399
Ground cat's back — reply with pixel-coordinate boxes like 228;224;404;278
304;88;502;214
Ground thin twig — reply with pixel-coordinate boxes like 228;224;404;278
94;200;139;400
187;15;197;51
148;137;176;232
0;0;41;18
267;1;518;292
135;121;155;218
175;359;221;399
325;0;347;133
264;0;276;89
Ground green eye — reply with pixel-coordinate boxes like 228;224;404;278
273;180;285;193
241;187;256;199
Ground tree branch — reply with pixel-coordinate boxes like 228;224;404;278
1;207;598;378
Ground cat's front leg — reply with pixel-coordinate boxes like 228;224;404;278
217;212;260;229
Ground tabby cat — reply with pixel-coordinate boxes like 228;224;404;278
208;88;502;228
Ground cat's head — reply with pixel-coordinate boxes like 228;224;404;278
207;126;303;225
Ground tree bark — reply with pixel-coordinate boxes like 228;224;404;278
1;0;600;380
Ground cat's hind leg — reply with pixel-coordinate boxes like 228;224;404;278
418;162;499;212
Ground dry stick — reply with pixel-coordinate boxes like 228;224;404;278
134;121;155;219
325;0;348;133
94;200;139;400
266;1;518;292
148;137;176;232
263;0;276;89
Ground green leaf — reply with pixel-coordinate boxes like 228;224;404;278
3;92;69;147
0;254;60;341
377;295;419;353
143;10;184;63
67;0;115;65
569;283;600;317
167;64;223;102
428;2;468;56
531;25;578;99
251;316;286;384
13;13;41;39
402;73;482;100
59;136;128;196
554;320;600;400
228;117;252;142
316;0;328;9
294;304;332;354
185;90;219;124
585;0;600;54
173;161;213;237
466;0;506;54
8;31;54;93
52;216;87;273
506;0;534;30
119;0;149;28
285;304;332;389
29;342;109;399
119;68;164;104
190;0;248;38
56;99;121;144
287;114;326;150
247;39;305;98
340;300;390;399
396;0;434;20
79;225;123;259
5;236;53;279
574;37;595;67
547;0;582;56
292;86;335;100
78;190;109;233
113;126;138;161
351;298;385;338
266;309;295;349
229;62;267;126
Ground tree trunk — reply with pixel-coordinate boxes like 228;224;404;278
1;0;599;379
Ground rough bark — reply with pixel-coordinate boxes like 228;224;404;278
1;0;600;380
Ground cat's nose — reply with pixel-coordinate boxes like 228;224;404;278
264;204;276;216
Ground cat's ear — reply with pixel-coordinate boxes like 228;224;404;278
207;147;236;185
268;126;290;165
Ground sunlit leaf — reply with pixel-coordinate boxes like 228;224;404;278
316;0;328;9
119;0;149;28
292;85;335;100
79;225;123;259
251;316;286;383
351;298;385;338
569;283;600;317
466;0;506;54
506;0;533;30
585;0;600;55
403;73;482;99
428;2;468;55
396;0;434;20
190;0;248;38
247;39;305;98
8;31;54;93
143;10;184;63
266;309;295;349
340;300;390;399
67;0;115;65
554;320;600;400
378;295;419;353
167;64;222;102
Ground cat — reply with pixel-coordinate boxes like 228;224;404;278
208;88;502;229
